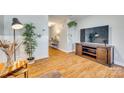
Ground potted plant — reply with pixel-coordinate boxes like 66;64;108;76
22;23;38;64
67;21;77;28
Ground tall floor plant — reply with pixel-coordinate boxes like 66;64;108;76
22;23;38;61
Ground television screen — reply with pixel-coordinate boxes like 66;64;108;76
80;25;109;44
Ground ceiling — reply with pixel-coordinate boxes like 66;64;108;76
48;15;88;26
48;15;68;23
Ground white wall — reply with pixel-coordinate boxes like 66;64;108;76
66;19;77;52
59;23;68;52
0;15;4;35
3;15;48;60
76;15;124;66
0;15;5;63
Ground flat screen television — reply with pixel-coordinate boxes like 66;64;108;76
80;25;109;44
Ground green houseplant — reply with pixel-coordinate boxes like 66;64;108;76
22;23;38;62
67;21;77;28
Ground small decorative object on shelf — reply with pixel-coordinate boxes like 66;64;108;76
103;40;108;47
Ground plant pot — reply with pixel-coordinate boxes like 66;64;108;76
27;57;35;64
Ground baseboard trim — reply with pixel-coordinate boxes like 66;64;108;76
35;56;48;60
35;57;49;63
58;48;74;53
114;61;124;67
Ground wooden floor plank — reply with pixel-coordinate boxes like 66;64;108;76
19;47;124;78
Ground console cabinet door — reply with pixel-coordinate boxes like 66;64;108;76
96;47;107;65
76;43;82;56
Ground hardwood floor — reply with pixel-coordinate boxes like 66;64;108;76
26;47;124;78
